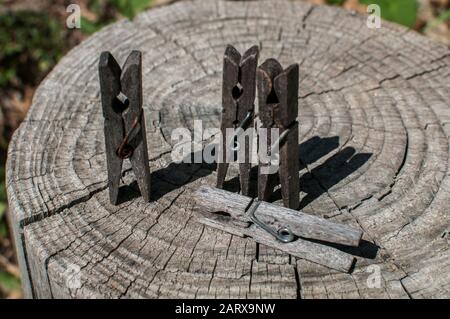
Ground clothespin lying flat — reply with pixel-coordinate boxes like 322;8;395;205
217;45;259;196
99;51;151;205
257;59;300;210
195;186;363;272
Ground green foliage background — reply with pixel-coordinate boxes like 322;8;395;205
326;0;419;28
359;0;418;28
0;11;65;89
81;0;154;34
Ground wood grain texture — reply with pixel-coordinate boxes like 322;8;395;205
195;185;252;228
255;201;363;246
6;0;450;299
196;185;362;246
195;186;358;272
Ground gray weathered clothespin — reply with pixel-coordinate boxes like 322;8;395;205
99;51;151;205
257;58;300;210
216;45;259;196
195;186;363;273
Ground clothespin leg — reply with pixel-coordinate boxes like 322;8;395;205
239;162;251;196
129;137;151;202
279;123;300;210
258;166;277;202
257;168;271;201
105;123;124;205
216;162;229;189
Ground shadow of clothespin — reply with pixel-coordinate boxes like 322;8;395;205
99;51;151;205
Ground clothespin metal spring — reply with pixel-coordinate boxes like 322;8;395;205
116;108;143;159
247;200;295;243
269;127;290;156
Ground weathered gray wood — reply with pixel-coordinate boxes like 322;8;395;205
198;216;355;273
196;185;362;245
196;186;357;272
195;185;252;228
6;0;450;299
255;201;363;246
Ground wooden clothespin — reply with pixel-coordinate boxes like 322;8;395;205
99;51;151;205
195;186;363;273
216;45;259;196
257;59;300;210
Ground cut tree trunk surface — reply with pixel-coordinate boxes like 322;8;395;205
6;0;450;299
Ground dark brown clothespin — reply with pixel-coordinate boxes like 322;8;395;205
216;45;259;196
99;51;151;205
195;186;363;273
257;59;300;210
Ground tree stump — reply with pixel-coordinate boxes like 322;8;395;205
6;0;450;299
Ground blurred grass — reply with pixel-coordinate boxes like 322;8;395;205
359;0;418;28
0;163;21;299
0;168;6;238
80;0;154;34
325;0;419;28
0;271;21;298
0;11;65;90
427;8;450;27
